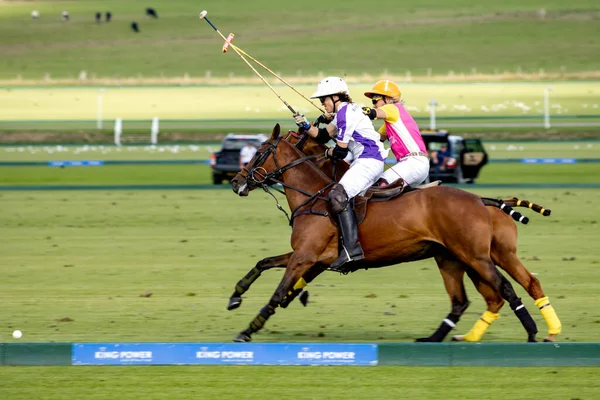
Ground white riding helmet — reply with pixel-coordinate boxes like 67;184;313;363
310;76;349;99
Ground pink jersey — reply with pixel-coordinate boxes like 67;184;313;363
379;103;427;160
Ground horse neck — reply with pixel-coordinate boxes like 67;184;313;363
277;140;332;209
301;142;349;181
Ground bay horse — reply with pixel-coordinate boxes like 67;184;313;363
227;124;551;343
229;128;562;342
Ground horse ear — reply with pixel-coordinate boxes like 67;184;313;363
271;123;281;139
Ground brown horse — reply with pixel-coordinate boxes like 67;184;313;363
227;124;548;343
229;129;562;342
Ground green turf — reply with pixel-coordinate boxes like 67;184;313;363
1;188;599;344
1;163;599;186
0;165;212;185
0;366;599;400
0;143;219;161
1;0;599;80
1;83;599;122
0;140;598;161
476;164;600;184
484;140;600;159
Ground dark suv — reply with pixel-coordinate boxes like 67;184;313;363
210;133;268;184
421;130;488;184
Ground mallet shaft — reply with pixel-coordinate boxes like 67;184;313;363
204;17;218;31
230;44;325;114
199;12;300;115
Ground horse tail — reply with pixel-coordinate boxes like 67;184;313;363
481;198;529;225
501;197;552;216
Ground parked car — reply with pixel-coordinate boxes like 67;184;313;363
421;130;488;184
210;133;268;184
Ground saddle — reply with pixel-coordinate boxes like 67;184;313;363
351;180;442;225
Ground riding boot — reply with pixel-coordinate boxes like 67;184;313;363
330;205;364;272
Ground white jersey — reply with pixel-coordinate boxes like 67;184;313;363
332;102;387;162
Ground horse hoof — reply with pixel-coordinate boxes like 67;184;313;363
299;290;310;307
544;334;557;342
415;337;435;342
451;335;465;342
527;334;538;343
233;332;252;343
227;297;242;311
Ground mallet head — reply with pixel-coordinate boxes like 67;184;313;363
199;10;208;20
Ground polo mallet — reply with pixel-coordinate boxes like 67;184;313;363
199;10;298;115
227;45;325;115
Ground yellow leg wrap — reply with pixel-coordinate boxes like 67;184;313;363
535;296;562;335
293;277;307;291
462;311;501;342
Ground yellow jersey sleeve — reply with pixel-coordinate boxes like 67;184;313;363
381;104;400;123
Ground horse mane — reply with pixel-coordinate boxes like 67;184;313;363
279;132;333;183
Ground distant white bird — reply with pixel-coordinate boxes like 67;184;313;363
31;10;39;20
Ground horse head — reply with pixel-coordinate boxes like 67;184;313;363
231;124;335;196
231;124;281;196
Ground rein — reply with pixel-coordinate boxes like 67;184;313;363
246;136;334;226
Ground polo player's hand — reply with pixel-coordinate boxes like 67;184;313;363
362;107;377;120
294;114;310;130
329;145;349;160
316;113;334;125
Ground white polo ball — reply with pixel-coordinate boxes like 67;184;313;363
13;330;22;339
199;10;208;19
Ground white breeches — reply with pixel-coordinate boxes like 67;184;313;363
339;158;384;198
381;156;430;186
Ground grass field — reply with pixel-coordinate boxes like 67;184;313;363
1;0;599;80
1;366;599;400
1;83;599;122
1;140;599;161
2;1;599;397
1;188;599;344
0;163;599;186
1;140;599;186
1;188;600;399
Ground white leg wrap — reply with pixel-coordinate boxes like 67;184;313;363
443;318;456;328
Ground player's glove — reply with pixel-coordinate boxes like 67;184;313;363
316;113;334;125
294;114;311;130
362;107;377;120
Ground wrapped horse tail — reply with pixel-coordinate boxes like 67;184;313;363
481;198;529;225
501;197;552;216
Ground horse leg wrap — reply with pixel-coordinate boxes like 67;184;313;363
461;311;500;342
234;267;262;296
510;298;538;338
535;296;562;335
427;313;460;342
281;278;307;308
248;305;276;333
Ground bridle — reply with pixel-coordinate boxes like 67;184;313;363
243;134;335;226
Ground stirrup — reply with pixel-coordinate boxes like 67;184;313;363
330;246;364;272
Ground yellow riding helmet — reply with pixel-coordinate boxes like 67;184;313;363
364;80;401;99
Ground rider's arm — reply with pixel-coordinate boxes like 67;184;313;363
377;104;400;122
306;122;337;143
325;139;348;158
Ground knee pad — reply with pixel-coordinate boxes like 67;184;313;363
329;184;348;214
